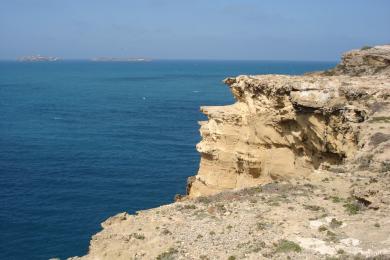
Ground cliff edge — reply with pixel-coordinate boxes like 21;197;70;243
70;45;390;260
187;45;390;198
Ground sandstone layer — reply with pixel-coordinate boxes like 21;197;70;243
70;45;390;260
188;45;390;198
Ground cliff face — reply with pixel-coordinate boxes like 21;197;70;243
188;45;390;198
70;46;390;260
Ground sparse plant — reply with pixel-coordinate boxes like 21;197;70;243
183;204;196;210
369;116;390;123
361;45;373;50
275;240;302;253
257;222;267;230
304;204;324;212
318;225;327;232
227;256;236;260
216;203;227;213
303;183;315;189
250;241;266;253
359;154;374;170
343;203;359;215
269;201;280;206
156;247;178;260
381;161;390;173
374;223;380;228
325;230;338;243
309;212;328;221
161;229;172;235
329;218;343;228
331;196;342;203
337;249;345;254
323;70;335;76
253;186;262;192
197;196;212;204
132;233;145;240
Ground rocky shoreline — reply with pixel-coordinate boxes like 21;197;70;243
70;45;390;260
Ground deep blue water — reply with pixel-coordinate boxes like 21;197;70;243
0;60;335;260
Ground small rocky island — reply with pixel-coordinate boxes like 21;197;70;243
90;57;151;62
70;45;390;260
18;55;60;62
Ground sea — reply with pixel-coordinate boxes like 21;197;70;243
0;60;335;260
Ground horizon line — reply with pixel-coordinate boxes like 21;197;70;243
0;58;339;63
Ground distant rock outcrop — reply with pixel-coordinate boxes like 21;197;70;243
320;45;390;76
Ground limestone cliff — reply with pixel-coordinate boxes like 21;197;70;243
187;45;390;198
70;46;390;260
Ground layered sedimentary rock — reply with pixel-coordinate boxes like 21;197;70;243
188;45;390;198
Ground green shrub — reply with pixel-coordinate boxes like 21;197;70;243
343;203;359;215
275;240;302;253
361;45;373;50
156;248;178;260
331;196;342;203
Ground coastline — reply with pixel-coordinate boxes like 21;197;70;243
70;46;390;259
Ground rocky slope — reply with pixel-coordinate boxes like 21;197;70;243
70;45;390;260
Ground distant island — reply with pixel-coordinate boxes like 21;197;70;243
90;57;152;62
18;55;60;62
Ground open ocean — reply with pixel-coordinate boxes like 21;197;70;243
0;60;335;259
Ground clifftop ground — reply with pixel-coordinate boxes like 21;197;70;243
70;45;390;260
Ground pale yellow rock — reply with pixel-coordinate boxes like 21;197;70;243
188;71;390;197
184;45;390;198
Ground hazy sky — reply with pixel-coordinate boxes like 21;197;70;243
1;0;389;60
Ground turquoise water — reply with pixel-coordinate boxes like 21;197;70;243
0;60;335;259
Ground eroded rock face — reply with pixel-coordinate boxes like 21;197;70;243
188;45;390;198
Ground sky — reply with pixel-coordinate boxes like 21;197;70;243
0;0;389;61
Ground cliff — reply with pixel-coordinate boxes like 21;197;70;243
187;45;390;198
70;45;390;260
